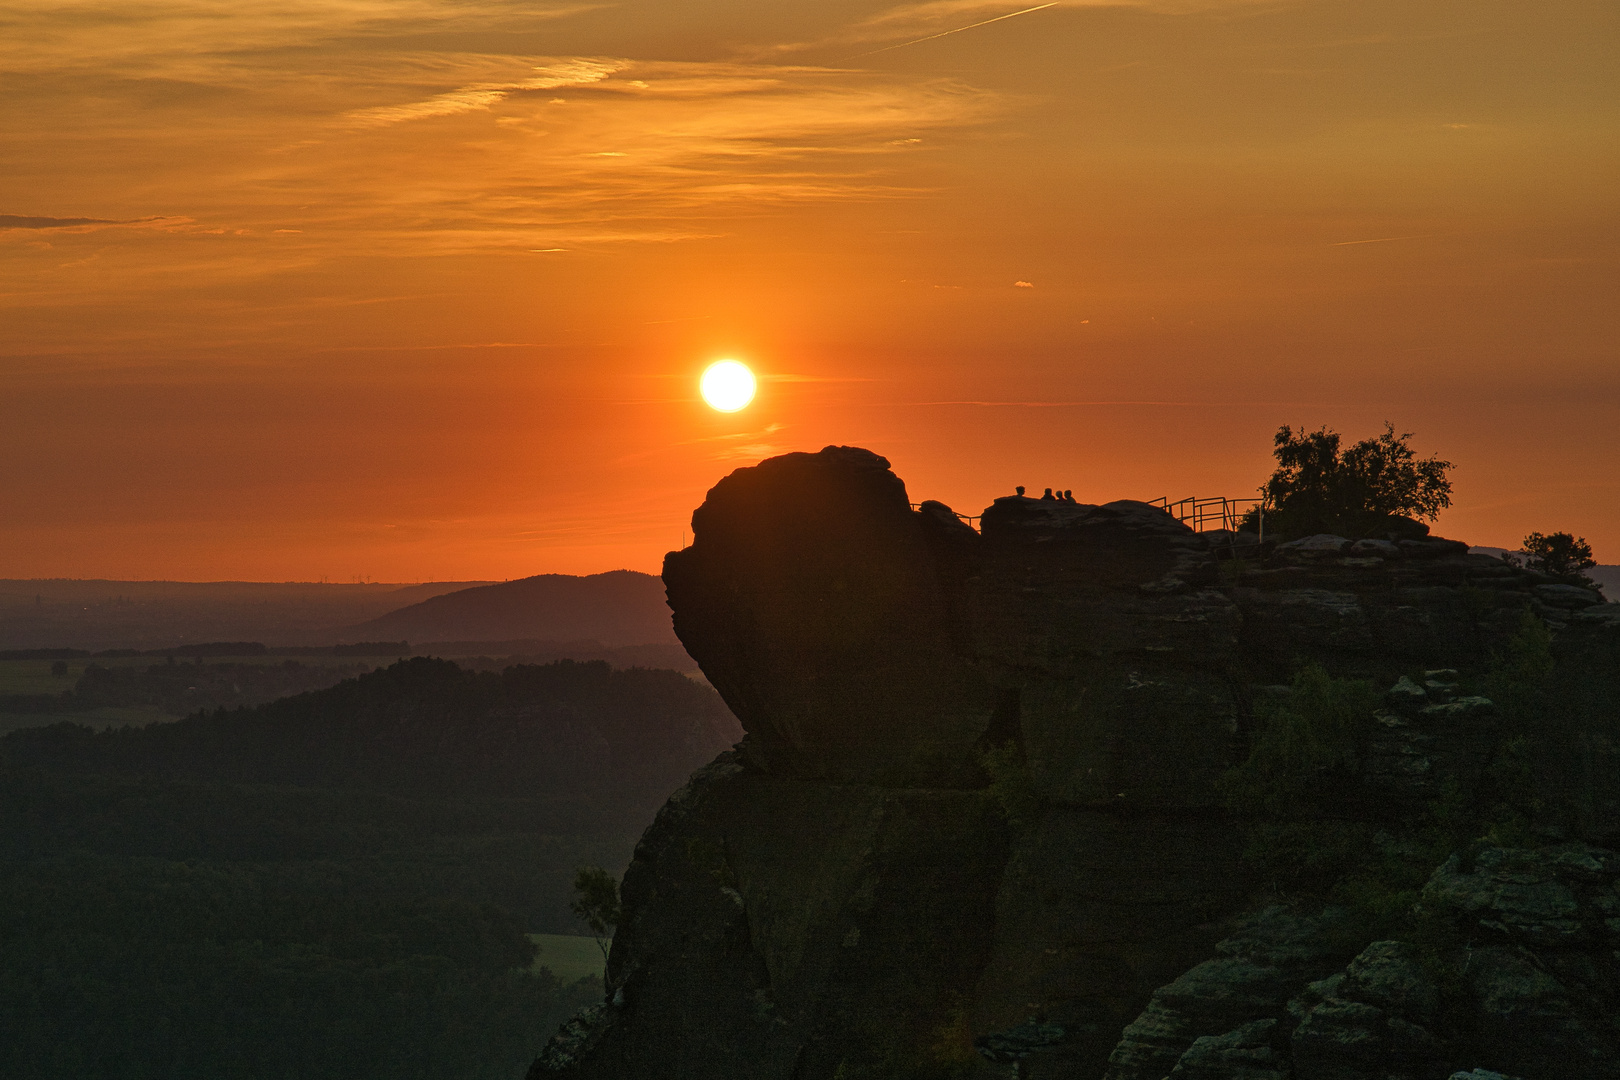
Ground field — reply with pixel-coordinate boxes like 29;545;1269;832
0;654;391;694
0;654;398;736
530;933;608;984
0;704;168;736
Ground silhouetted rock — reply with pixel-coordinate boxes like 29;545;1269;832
663;446;994;785
1535;583;1603;609
531;446;1620;1080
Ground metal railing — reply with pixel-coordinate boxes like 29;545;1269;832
1146;496;1263;541
908;495;1262;540
911;502;980;527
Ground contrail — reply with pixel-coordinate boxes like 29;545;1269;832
850;2;1060;59
1330;235;1427;246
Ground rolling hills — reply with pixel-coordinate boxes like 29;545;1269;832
345;570;676;647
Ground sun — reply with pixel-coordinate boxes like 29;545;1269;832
699;360;756;412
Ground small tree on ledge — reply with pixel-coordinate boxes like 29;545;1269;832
1255;422;1453;540
572;866;623;963
1507;531;1601;592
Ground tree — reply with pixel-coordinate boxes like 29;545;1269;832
571;866;622;962
1256;423;1453;539
1507;531;1600;590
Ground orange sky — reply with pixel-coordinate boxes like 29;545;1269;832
2;0;1616;581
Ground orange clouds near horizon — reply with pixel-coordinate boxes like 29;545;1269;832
2;0;1616;581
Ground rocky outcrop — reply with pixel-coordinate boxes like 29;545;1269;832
531;446;1620;1080
662;446;995;785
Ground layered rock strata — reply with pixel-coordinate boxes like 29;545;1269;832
532;446;1619;1080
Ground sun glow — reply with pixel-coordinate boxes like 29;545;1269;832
700;360;756;412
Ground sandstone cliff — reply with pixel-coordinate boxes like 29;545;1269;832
532;446;1620;1080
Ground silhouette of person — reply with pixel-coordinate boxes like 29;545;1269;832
1064;489;1074;501
1016;486;1026;497
1042;488;1054;500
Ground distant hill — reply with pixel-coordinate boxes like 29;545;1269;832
0;579;491;651
348;570;677;647
426;640;699;674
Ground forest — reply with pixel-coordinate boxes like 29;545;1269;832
0;659;741;1080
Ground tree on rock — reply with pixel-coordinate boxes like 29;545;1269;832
571;866;622;962
1256;423;1453;540
1508;531;1600;590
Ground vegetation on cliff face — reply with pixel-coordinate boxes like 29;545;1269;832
1220;666;1399;915
571;867;623;962
978;741;1043;829
1223;608;1619;945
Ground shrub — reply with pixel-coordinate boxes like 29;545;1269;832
1506;531;1601;591
1222;665;1380;820
1253;423;1453;539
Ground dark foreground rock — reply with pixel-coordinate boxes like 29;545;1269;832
531;446;1620;1080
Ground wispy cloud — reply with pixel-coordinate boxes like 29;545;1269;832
0;0;1005;343
0;214;176;230
342;59;622;127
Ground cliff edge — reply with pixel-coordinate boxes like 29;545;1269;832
532;446;1620;1080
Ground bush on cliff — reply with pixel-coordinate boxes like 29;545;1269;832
1223;665;1379;820
1252;422;1453;540
1221;666;1384;891
1506;530;1602;591
979;741;1043;829
1484;609;1620;841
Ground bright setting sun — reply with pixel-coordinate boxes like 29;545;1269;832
699;360;756;412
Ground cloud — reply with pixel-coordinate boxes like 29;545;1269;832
282;58;1002;254
342;59;622;127
0;1;1005;318
0;214;162;229
0;1;602;75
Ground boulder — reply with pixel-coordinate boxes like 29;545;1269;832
1102;908;1352;1080
1376;515;1432;541
1535;583;1602;609
1573;602;1620;626
1275;535;1352;561
1386;675;1428;711
1420;846;1609;947
1168;1019;1288;1080
1398;538;1472;559
1350;539;1401;558
1462;944;1620;1079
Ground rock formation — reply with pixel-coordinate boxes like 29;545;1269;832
532;446;1620;1080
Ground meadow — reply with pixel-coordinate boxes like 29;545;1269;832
530;934;608;984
